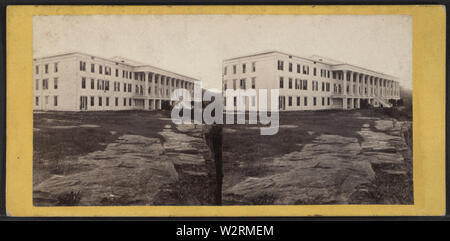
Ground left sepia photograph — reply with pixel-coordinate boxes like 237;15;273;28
32;15;221;206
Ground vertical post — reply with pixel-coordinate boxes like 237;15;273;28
356;73;360;96
204;124;223;205
349;71;353;96
343;71;348;110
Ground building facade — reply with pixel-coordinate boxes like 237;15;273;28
222;51;401;111
33;52;198;111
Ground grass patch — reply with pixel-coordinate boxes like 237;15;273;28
33;110;173;185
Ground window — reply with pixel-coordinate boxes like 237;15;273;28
289;63;293;72
128;84;132;93
129;98;132;106
43;79;48;90
327;97;330;105
124;83;127;92
54;63;58;73
288;96;292;106
90;78;94;89
322;97;325;106
54;96;58;106
106;97;109;106
54;78;58;89
115;97;118;106
240;78;246;89
289;78;293;89
97;79;100;90
90;96;94;106
79;61;86;71
99;65;103;74
35;97;39;106
297;64;300;73
45;64;49;74
233;65;237;74
233;79;236;90
223;67;227;75
313;68;317;76
277;60;284;71
124;98;127;106
313;97;317;106
35;65;39;74
251;77;256;89
297;96;300;106
304;97;308;106
105;81;109;91
115;69;119;77
242;64;246;74
322;82;325;91
303;79;308;90
91;63;95;73
98;97;102;106
279;77;284;88
35;79;39;90
252;62;256;72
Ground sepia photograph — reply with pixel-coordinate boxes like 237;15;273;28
32;14;413;206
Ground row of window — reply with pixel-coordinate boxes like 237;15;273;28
224;95;331;108
80;77;181;97
279;77;331;92
35;96;58;106
224;62;256;75
79;61;195;88
37;61;195;90
35;63;58;75
35;78;58;90
84;96;132;107
223;77;257;90
280;96;331;108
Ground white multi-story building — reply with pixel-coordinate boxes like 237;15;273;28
33;52;199;111
222;51;401;111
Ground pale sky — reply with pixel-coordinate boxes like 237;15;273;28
34;14;412;89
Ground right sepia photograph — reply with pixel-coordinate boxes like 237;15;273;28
220;15;412;205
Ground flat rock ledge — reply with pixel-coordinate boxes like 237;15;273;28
223;118;412;205
34;124;214;206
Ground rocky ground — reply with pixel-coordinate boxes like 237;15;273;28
33;112;215;206
223;110;413;205
33;109;412;206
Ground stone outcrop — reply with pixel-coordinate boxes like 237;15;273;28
223;118;413;205
34;124;215;206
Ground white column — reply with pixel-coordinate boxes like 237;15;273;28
343;71;348;109
356;73;360;96
349;72;353;96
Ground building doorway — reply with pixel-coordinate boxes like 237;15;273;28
80;96;88;111
279;96;286;111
